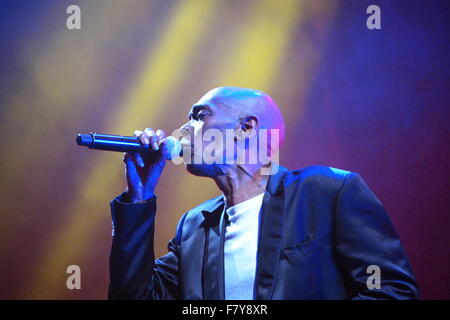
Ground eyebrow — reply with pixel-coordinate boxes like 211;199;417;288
188;104;212;120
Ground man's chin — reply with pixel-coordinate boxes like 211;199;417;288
185;163;218;178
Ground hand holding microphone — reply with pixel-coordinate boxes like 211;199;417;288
123;128;169;203
77;128;181;203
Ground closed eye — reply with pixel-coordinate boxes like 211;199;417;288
196;110;208;120
188;107;210;121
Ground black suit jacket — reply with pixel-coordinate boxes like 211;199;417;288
108;165;419;299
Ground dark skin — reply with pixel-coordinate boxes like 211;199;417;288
124;87;284;206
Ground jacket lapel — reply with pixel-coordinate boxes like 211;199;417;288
199;165;288;300
255;165;288;299
201;197;226;300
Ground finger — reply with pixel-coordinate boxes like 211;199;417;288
123;153;141;187
133;152;145;168
156;129;166;140
155;129;167;155
124;151;143;167
124;152;143;169
144;128;156;138
123;152;132;163
132;129;148;145
145;128;159;151
140;134;150;145
153;129;165;150
133;130;143;137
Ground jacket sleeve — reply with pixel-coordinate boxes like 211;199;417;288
335;173;420;300
108;192;185;300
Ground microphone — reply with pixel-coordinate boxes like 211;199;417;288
76;133;182;160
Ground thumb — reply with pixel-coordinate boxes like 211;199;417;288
123;152;140;182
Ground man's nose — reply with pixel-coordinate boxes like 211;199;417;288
179;121;194;137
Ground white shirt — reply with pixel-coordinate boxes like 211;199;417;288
223;192;265;300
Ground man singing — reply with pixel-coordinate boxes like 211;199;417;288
108;87;419;299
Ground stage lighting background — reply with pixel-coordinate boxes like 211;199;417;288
0;0;448;299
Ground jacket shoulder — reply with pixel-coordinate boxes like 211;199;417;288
284;165;356;188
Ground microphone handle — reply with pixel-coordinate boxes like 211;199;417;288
77;132;182;160
77;133;156;153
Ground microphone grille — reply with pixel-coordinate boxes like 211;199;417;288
164;136;182;160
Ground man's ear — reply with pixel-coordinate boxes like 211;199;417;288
235;116;258;140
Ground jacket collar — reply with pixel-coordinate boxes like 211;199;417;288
255;164;288;299
265;163;289;196
200;164;289;300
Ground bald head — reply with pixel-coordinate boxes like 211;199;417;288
181;87;284;176
196;87;285;150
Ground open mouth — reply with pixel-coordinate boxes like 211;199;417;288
179;136;195;159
